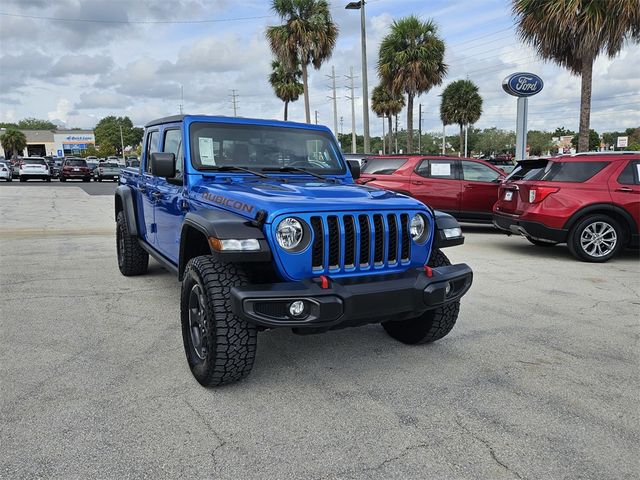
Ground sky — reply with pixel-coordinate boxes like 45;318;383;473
0;0;639;138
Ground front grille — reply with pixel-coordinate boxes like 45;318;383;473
310;212;412;273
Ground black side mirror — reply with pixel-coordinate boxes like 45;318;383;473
150;152;176;178
347;159;361;180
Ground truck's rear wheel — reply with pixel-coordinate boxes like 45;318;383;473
382;248;461;344
116;211;148;276
181;257;257;387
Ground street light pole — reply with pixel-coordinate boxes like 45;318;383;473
346;1;370;153
119;123;125;163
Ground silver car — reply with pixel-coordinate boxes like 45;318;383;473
19;157;51;182
0;161;12;182
94;162;121;181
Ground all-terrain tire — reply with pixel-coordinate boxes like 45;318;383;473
116;211;148;276
567;214;623;263
382;248;461;344
181;256;257;387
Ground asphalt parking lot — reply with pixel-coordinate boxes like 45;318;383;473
1;185;638;479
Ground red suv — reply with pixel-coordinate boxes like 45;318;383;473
358;155;505;222
493;153;640;262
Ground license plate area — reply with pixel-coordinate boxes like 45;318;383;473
504;191;513;201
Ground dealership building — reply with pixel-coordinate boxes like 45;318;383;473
0;129;95;158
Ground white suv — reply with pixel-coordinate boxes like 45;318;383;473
0;161;12;181
19;157;51;182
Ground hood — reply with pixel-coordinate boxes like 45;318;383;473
190;177;426;222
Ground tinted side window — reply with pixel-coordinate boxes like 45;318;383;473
361;158;407;175
428;160;456;179
163;129;183;176
617;161;639;185
145;131;159;173
506;160;549;181
540;161;609;182
462;161;500;182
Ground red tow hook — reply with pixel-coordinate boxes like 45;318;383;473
423;266;433;278
319;275;330;289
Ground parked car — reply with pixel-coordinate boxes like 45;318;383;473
10;158;21;177
94;161;121;181
86;160;99;174
114;114;473;387
59;158;92;182
358;155;505;223
19;157;51;182
51;159;63;178
343;153;378;167
0;161;12;181
493;152;640;262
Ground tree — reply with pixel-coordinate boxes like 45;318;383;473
513;0;640;152
267;0;338;124
94;116;143;155
439;80;482;157
268;60;304;121
553;126;575;137
17;118;57;130
527;130;554;156
0;128;27;158
475;128;516;157
378;15;447;153
571;129;600;151
371;84;405;154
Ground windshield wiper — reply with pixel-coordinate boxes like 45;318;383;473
199;165;269;178
261;166;335;182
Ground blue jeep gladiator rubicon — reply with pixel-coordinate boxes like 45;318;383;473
115;115;473;387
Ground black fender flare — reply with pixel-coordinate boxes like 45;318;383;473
115;185;139;237
179;209;271;276
432;210;465;248
563;203;638;236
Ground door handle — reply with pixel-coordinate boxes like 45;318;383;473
616;187;634;193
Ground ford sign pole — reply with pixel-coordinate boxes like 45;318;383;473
502;72;543;160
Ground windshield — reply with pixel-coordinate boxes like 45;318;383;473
506;160;549;181
24;158;46;165
102;163;119;168
189;122;344;174
362;158;407;175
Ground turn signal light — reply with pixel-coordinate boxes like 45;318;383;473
528;186;559;204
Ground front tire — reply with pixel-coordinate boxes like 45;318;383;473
181;257;257;387
382;248;460;345
567;214;623;262
59;177;66;182
116;211;148;276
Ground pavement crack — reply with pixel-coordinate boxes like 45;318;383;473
455;416;526;480
183;397;227;469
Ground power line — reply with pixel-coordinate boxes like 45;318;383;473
0;11;271;24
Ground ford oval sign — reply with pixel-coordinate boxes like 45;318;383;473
502;72;544;97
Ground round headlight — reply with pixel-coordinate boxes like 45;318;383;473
276;217;304;250
410;214;427;243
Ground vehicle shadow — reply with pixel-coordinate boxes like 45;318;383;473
498;240;640;262
459;223;502;235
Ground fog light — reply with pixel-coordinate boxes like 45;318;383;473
443;227;462;239
445;282;452;296
289;301;306;317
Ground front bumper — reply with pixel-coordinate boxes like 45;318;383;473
493;213;567;243
231;264;473;329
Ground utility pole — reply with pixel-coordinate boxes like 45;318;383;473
119;123;125;163
442;123;446;154
395;114;399;153
418;104;423;154
230;89;239;117
382;117;386;154
340;116;344;136
326;66;339;137
179;85;184;114
315;110;319;125
345;67;358;154
464;125;469;157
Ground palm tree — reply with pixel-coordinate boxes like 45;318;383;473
378;15;447;153
269;60;304;121
267;0;338;124
371;85;405;154
513;0;640;152
0;128;27;158
440;79;483;157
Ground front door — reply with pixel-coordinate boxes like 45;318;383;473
609;160;640;233
140;129;160;244
459;160;502;220
155;127;186;260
